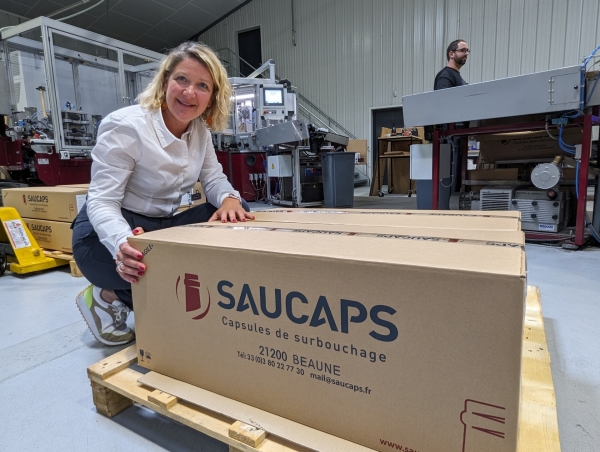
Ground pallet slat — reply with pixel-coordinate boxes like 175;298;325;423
517;286;561;451
41;249;83;277
86;285;560;452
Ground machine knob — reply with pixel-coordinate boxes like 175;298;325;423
547;189;558;199
532;201;538;206
511;200;517;205
552;215;558;220
553;202;559;207
531;214;537;219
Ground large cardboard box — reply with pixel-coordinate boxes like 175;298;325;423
478;128;582;164
131;213;526;452
252;208;522;231
57;184;90;189
466;168;520;194
2;187;87;222
22;218;73;253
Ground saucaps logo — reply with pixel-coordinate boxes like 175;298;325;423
175;273;211;320
217;281;398;343
30;224;52;233
26;195;49;203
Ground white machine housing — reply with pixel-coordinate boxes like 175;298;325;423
479;186;571;233
409;143;452;179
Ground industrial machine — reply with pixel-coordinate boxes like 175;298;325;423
212;60;298;202
216;149;267;202
255;120;351;207
0;17;162;188
450;152;574;233
402;50;600;245
474;185;572;233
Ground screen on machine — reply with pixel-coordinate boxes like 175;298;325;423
263;88;285;107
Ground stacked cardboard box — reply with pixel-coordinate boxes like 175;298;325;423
131;209;526;452
2;186;88;253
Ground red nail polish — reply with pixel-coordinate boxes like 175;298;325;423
222;219;226;223
140;265;145;271
138;272;144;276
137;254;143;259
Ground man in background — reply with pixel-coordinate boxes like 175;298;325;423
428;39;470;204
434;39;469;90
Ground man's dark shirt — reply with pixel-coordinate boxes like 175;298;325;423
434;67;467;90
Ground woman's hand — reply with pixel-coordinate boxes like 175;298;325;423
209;197;255;223
115;227;146;283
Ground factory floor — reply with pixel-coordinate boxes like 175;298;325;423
1;188;599;452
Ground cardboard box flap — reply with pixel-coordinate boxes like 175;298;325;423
253;210;521;230
220;220;525;244
289;208;521;219
130;224;525;277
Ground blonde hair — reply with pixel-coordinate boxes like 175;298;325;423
137;42;232;131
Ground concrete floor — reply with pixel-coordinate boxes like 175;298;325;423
1;190;599;451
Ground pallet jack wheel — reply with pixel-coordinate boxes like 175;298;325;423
0;252;7;276
378;191;384;197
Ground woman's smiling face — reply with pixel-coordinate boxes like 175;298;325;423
162;57;214;136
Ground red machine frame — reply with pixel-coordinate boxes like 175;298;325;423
431;108;600;247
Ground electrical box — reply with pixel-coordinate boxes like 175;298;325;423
410;144;451;179
267;155;292;177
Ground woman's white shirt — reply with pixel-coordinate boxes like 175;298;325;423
86;105;239;258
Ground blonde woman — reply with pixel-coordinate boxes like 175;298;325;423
72;42;254;346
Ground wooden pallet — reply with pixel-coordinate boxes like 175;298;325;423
42;249;83;277
86;286;560;452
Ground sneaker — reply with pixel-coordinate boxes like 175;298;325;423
76;285;135;346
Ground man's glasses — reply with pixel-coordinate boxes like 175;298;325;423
454;48;470;54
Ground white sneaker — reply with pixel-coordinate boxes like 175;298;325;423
76;285;135;346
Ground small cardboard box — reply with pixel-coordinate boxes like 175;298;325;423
2;187;87;222
22;218;73;253
347;139;367;165
131;212;526;452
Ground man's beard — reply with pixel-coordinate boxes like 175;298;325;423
454;55;467;67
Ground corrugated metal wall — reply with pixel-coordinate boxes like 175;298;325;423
199;0;600;158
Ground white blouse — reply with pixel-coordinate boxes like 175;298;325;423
86;105;239;258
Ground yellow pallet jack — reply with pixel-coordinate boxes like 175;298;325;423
0;207;68;276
